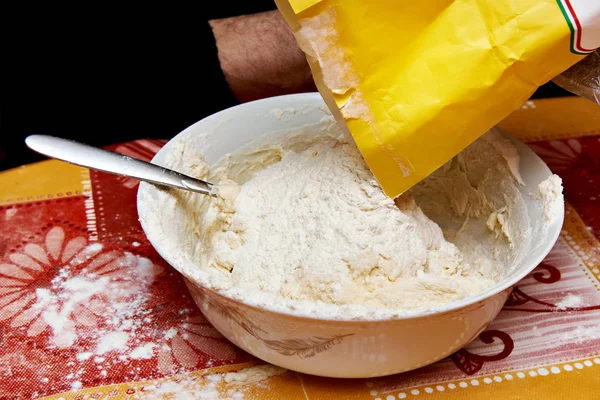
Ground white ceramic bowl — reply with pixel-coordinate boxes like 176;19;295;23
137;93;563;378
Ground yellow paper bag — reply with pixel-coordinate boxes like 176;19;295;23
275;0;600;198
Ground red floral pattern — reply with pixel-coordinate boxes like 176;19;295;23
0;141;249;399
1;124;599;398
452;330;515;375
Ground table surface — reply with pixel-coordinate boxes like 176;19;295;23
1;97;599;399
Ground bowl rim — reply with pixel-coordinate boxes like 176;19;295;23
137;92;565;322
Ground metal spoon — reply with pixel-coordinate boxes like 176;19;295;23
25;135;217;196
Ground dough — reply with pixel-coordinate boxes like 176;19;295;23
164;117;560;315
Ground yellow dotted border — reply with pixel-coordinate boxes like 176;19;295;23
0;191;84;205
367;357;600;399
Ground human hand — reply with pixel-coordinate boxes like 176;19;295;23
209;10;316;103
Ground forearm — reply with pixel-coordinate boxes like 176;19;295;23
209;10;315;103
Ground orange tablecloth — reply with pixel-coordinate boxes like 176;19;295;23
1;97;599;399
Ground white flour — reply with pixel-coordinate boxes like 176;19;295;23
197;133;515;310
560;324;600;344
25;250;168;391
556;293;583;309
140;116;563;319
36;275;109;348
223;364;286;384
130;343;156;359
31;252;156;351
96;331;130;354
137;365;286;400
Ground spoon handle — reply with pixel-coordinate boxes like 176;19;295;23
25;135;214;196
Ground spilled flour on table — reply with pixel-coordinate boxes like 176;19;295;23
130;343;157;359
556;293;583;309
3;229;244;397
31;250;157;352
136;365;287;400
561;324;600;344
22;244;165;390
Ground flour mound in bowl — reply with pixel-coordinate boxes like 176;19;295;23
160;116;558;316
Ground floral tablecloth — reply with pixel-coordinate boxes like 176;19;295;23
1;96;599;399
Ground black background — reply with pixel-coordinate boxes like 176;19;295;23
1;2;574;171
